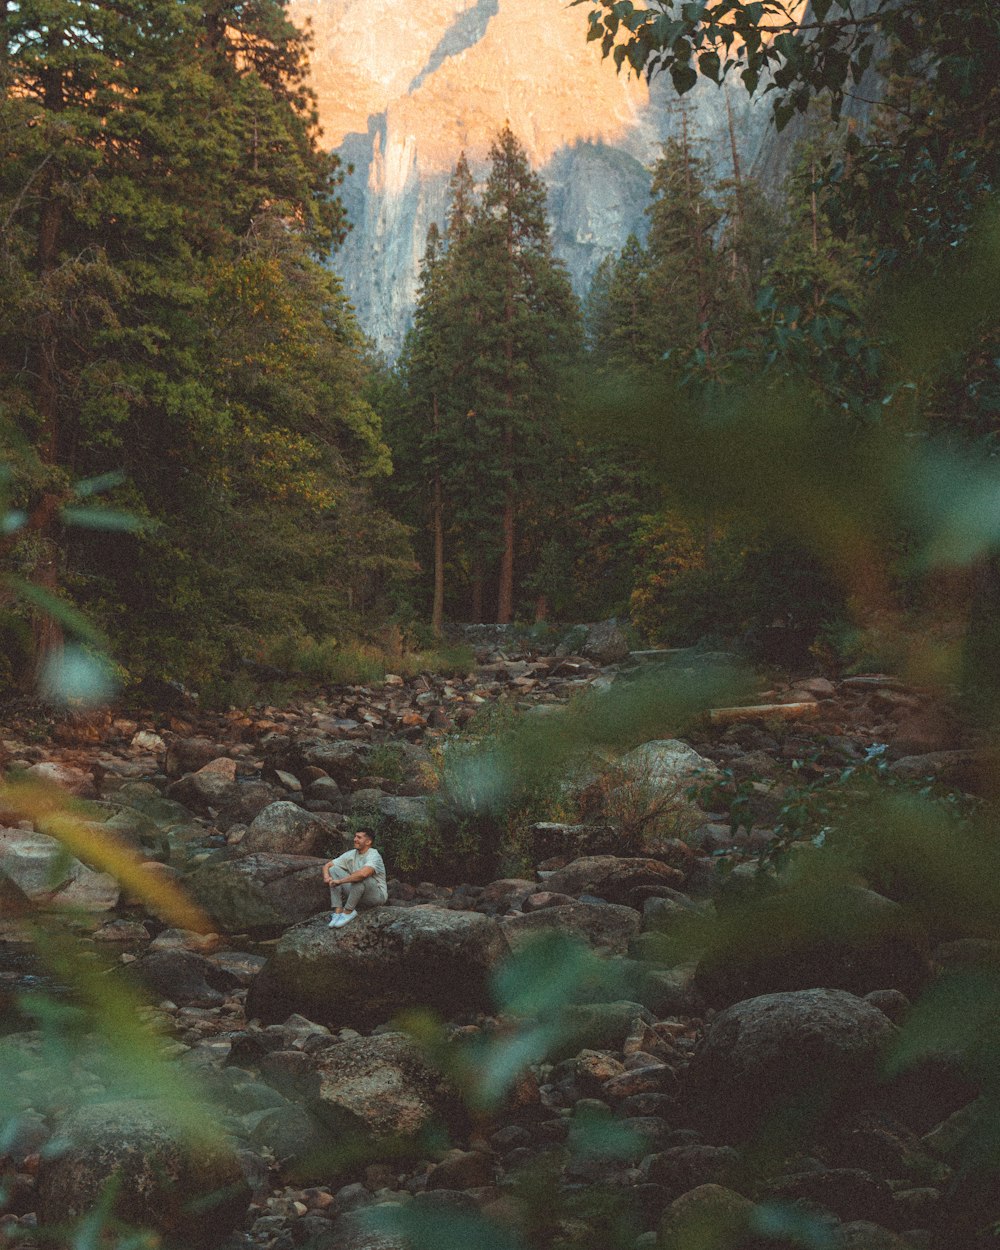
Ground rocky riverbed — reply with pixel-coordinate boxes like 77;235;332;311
0;631;995;1250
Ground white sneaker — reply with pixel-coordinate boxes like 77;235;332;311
328;914;345;927
339;911;357;925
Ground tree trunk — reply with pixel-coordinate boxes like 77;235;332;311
471;564;484;623
534;594;549;624
432;469;445;637
498;490;514;623
431;393;445;637
30;152;66;683
681;109;712;358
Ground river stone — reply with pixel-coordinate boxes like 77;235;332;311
273;738;370;785
246;905;509;1031
542;856;683;907
502;901;640;955
548;1001;655;1062
25;760;96;796
166;768;236;812
186;853;328;934
37;1099;251;1248
693;884;930;1005
618;740;722;792
760;1167;895;1226
683;988;897;1142
581;619;631;665
238;801;329;857
217;779;282;827
121;948;241;1007
307;1032;464;1147
0;829;119;910
82;800;167;857
114;783;193;830
165;736;227;777
525;822;620;861
658;1184;754;1247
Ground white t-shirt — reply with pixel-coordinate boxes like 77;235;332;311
331;847;386;895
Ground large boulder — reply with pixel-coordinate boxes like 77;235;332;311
0;829;119;910
618;740;721;793
305;1032;464;1146
549;1000;655;1062
238;801;331;857
81;799;167;857
267;737;371;786
121;949;241;1007
694;884;931;1006
542;856;683;907
165;736;227;778
186;853;328;934
525;822;620;861
502;902;640;955
25;760;96;797
246;905;509;1031
682;988;897;1142
37;1099;251;1248
581;619;631;665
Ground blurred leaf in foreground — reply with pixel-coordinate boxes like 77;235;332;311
0;777;210;932
37;643;119;706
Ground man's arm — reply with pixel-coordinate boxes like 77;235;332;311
323;860;375;886
333;865;375;884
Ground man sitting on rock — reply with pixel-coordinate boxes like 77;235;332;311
323;830;387;927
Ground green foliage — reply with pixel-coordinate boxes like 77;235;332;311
388;130;582;624
1;0;410;687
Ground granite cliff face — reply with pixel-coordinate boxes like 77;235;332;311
290;0;775;354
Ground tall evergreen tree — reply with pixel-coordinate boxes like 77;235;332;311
645;119;721;362
465;124;579;622
1;0;400;683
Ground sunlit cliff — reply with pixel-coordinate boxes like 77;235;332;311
290;0;773;354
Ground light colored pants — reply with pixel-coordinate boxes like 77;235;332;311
330;878;387;912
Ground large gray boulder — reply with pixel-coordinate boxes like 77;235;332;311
121;948;241;1007
307;1032;464;1145
682;988;897;1141
694;884;930;1006
581;619;631;665
503;901;640;955
186;853;328;934
246;905;509;1031
238;801;330;857
0;829;119;910
618;740;721;792
542;856;684;907
37;1099;251;1248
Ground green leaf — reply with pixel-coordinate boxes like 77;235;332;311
750;1203;839;1248
698;49;721;80
670;62;698;93
568;1104;645;1160
60;507;149;532
38;644;118;706
7;578;108;647
71;470;126;498
365;1206;523;1250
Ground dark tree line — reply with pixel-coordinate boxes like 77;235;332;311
1;0;407;688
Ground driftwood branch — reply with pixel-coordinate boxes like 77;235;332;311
708;701;820;726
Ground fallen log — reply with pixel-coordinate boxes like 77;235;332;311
708;701;820;726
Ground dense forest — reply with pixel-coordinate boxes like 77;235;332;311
4;4;1000;1250
2;0;999;701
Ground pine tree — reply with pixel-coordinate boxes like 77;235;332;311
646;120;722;362
465;124;579;622
1;0;396;684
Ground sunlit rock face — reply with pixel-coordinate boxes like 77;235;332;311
291;0;774;354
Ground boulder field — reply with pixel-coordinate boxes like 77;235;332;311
0;639;994;1249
